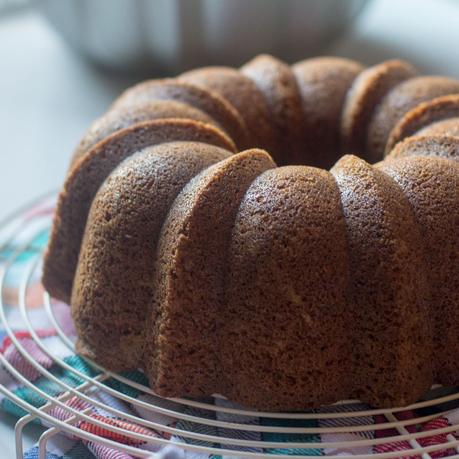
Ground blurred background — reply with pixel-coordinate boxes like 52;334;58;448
1;0;459;223
0;0;459;455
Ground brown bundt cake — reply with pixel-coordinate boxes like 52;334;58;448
43;54;459;410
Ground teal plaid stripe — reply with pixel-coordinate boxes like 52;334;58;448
261;417;321;456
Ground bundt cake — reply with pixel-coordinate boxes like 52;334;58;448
42;55;459;411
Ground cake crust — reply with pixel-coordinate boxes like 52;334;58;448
293;56;364;168
367;76;459;159
112;79;250;149
145;149;276;399
242;55;304;165
340;59;417;161
43;120;235;303
70;101;219;167
222;166;352;410
71;142;231;371
379;156;459;385
331;155;432;407
179;67;279;158
386;95;459;153
386;135;459;162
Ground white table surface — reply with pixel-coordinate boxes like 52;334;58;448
1;0;459;456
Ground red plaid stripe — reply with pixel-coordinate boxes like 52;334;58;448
0;329;55;353
374;416;457;458
419;417;456;458
79;413;162;446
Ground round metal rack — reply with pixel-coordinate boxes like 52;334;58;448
0;193;459;458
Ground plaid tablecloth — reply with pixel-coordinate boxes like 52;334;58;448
0;196;458;459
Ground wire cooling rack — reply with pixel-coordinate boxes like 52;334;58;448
0;194;459;459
